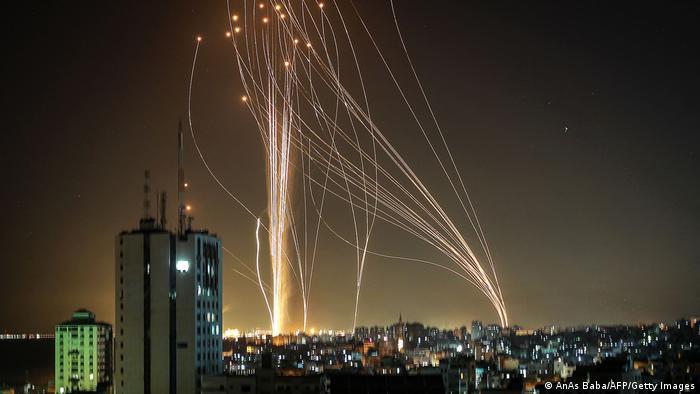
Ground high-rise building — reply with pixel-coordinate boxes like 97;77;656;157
485;324;501;341
115;218;222;394
471;321;483;342
55;309;112;393
114;124;223;394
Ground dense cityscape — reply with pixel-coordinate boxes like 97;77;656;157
0;177;698;392
223;316;700;391
1;315;698;393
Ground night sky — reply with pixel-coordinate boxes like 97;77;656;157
2;1;699;333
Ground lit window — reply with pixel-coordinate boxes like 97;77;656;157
177;260;190;272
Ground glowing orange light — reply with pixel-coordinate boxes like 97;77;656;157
262;17;268;23
186;205;192;211
242;96;248;102
293;38;299;44
319;2;324;8
280;14;286;19
259;3;264;8
284;61;290;67
196;36;202;42
184;183;189;188
232;14;239;21
225;31;232;38
275;5;281;10
306;43;312;48
234;27;241;33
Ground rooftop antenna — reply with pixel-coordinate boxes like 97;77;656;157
143;169;151;220
187;215;194;232
156;188;160;224
178;120;185;236
160;191;167;229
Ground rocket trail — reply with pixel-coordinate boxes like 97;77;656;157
187;36;280;332
188;0;509;331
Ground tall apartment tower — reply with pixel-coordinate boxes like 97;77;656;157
114;124;223;394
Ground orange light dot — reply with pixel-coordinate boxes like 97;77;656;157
225;31;232;38
275;5;281;10
280;14;286;19
234;27;241;33
186;205;192;211
284;61;290;67
232;14;239;21
319;2;324;8
196;36;202;42
242;96;248;102
184;183;189;187
259;3;264;8
293;38;299;44
262;17;268;23
306;43;312;48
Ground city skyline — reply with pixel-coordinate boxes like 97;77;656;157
4;314;697;393
2;1;699;334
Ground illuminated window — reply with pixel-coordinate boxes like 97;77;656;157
177;260;190;272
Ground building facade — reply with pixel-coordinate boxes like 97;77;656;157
55;310;112;393
471;321;483;342
115;215;222;394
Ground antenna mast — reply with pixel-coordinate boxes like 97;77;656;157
143;169;151;220
160;191;167;229
177;120;185;236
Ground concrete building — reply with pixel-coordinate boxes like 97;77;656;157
115;213;222;394
440;355;473;394
471;321;483;342
55;309;112;393
115;127;223;394
202;354;321;394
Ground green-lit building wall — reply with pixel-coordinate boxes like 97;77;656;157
55;310;112;393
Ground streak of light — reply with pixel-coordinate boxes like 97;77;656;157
200;0;511;331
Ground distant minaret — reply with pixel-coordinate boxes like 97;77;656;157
177;120;185;236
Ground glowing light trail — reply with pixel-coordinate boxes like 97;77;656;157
188;0;509;331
